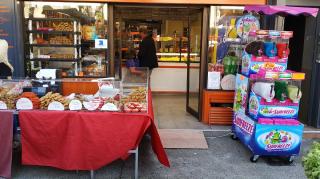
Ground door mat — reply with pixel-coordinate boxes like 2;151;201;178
158;129;208;149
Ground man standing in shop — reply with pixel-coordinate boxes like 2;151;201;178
138;28;158;75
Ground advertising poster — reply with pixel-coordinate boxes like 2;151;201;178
0;0;23;76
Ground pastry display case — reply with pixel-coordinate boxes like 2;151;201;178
0;67;149;113
23;2;109;78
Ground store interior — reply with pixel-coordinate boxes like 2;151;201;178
113;5;203;127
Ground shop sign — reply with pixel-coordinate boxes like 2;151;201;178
69;100;82;111
48;101;65;111
16;98;33;110
95;39;108;49
0;101;8;110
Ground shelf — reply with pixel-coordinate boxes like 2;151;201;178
63;76;106;78
158;60;200;63
27;58;80;62
157;53;199;56
25;18;79;22
27;44;81;48
27;30;81;35
81;40;95;43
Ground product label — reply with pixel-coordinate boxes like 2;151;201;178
0;101;7;110
249;95;259;116
234;74;249;113
48;101;65;111
236;14;260;38
69;100;82;111
250;62;287;74
259;106;298;118
241;53;250;75
233;114;255;135
256;129;301;151
16;98;33;110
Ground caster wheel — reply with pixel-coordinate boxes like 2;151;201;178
288;156;294;163
250;155;259;163
230;133;238;140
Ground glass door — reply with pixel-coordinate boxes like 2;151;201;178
186;8;203;118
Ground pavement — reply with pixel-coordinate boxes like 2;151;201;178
11;131;317;179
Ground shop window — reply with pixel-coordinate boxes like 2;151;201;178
23;2;109;78
207;6;259;91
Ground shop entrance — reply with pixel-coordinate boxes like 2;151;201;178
113;5;205;128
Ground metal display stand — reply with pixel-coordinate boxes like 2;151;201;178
89;146;139;179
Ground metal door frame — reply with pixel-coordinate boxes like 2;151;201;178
186;6;209;120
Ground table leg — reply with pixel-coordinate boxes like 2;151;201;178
134;147;139;179
129;146;139;179
90;170;94;179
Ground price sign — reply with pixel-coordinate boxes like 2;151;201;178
0;101;8;110
83;101;99;111
48;101;65;111
101;103;118;112
69;100;82;111
16;98;33;110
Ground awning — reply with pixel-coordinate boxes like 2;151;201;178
244;5;319;17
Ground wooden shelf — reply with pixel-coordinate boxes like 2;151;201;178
26;18;79;22
27;30;80;35
27;58;79;62
27;44;80;48
202;90;235;125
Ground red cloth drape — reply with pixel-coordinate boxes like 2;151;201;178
19;93;169;170
0;110;13;178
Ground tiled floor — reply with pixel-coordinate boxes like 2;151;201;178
152;93;210;129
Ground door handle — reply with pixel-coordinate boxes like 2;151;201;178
316;59;320;64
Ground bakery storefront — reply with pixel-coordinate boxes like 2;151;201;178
0;0;268;178
5;0;264;126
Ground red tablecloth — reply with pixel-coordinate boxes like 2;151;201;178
19;93;169;170
0;110;13;178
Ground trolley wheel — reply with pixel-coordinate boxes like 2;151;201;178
288;156;295;163
250;155;259;163
230;133;238;140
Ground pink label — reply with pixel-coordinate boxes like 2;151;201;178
260;98;299;106
251;55;287;63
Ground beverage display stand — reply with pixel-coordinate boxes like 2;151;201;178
231;30;305;163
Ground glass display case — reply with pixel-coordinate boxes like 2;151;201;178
206;6;259;90
23;2;109;78
156;35;199;62
0;68;149;112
